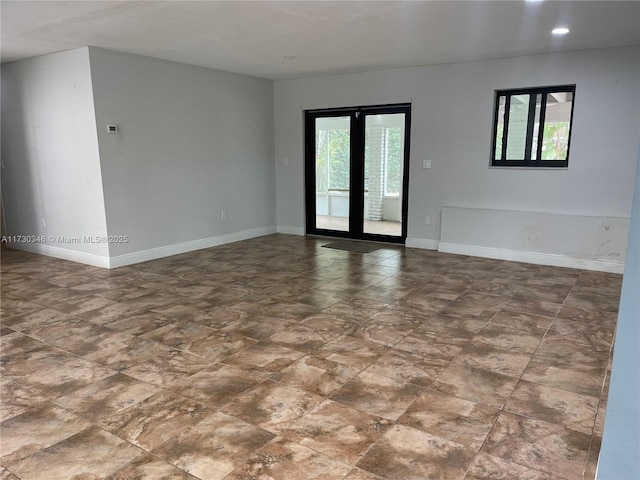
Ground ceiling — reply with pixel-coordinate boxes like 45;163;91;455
2;1;639;80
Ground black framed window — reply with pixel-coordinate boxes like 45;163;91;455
491;85;575;168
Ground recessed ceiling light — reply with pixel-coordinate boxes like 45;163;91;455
552;27;570;35
284;55;296;60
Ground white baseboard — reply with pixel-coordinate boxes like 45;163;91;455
11;228;623;273
109;226;277;268
7;242;111;268
405;237;439;250
438;242;625;273
8;226;278;269
277;225;305;236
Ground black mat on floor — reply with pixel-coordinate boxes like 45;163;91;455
322;241;381;253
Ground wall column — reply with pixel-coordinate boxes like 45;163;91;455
367;126;386;221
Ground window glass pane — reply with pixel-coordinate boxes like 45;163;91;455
315;116;350;232
541;91;573;161
364;114;404;237
506;94;529;160
531;94;542;160
494;95;506;160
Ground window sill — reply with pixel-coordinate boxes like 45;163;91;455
488;165;569;171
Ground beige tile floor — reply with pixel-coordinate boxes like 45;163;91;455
0;234;620;480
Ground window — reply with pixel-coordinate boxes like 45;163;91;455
491;85;575;167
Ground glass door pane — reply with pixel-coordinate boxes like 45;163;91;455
314;116;351;232
362;113;404;237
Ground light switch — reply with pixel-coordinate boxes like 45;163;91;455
423;160;432;169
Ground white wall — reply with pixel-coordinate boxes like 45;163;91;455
1;48;110;264
274;46;640;261
440;207;628;272
88;48;276;262
3;46;638;270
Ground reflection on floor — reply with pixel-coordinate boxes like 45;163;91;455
0;234;619;479
316;215;402;236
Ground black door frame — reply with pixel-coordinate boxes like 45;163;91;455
304;103;412;244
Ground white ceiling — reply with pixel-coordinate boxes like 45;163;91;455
2;1;639;80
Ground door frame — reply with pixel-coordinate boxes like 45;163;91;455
304;103;412;244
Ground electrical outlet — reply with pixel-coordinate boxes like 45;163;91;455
424;215;431;225
423;160;432;169
221;211;227;220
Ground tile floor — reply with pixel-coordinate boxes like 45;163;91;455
0;234;620;480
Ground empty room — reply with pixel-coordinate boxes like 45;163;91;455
1;1;639;480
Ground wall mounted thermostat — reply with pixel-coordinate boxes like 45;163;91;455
107;124;118;134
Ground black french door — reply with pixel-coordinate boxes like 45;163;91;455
304;103;411;244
